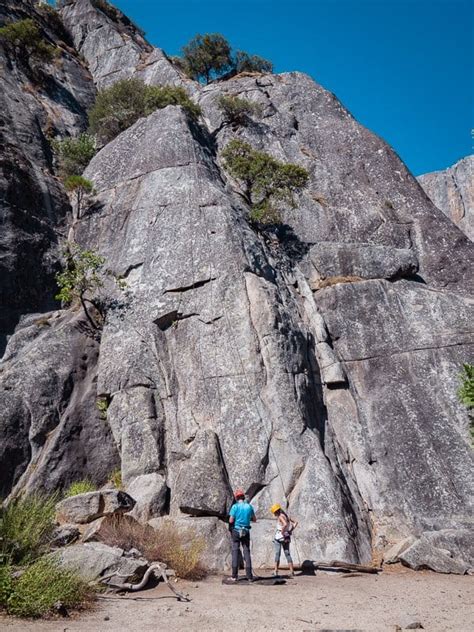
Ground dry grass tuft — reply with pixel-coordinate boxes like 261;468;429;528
97;516;207;580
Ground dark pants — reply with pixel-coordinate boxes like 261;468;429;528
231;529;252;579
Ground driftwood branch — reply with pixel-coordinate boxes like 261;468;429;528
313;560;381;574
99;563;191;602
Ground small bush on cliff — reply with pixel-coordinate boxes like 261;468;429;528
52;134;97;177
5;556;90;618
234;51;273;74
217;95;262;126
222;139;309;224
0;19;55;65
88;79;201;144
64;480;97;497
458;363;474;443
458;363;474;409
0;495;57;565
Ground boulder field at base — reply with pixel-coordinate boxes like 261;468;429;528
0;0;473;572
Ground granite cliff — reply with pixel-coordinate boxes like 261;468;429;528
418;155;473;241
1;0;472;569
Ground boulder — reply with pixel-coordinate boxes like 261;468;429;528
125;473;168;522
398;537;470;574
55;490;135;525
55;542;148;586
383;536;417;564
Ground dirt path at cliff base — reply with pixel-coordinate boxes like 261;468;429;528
1;567;472;631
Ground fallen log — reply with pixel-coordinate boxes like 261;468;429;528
99;562;191;601
313;560;381;574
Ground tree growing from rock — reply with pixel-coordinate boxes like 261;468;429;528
55;245;125;330
182;33;233;83
88;79;201;144
217;95;262;127
64;175;94;218
222;139;309;224
52;134;97;178
180;34;273;83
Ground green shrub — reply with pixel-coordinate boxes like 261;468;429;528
88;78;200;144
235;51;273;74
0;495;57;565
217;94;262;126
144;85;201;120
0;564;14;607
0;19;55;64
182;33;233;83
96;396;109;420
64;480;97;497
222;139;309;224
6;556;90;618
458;363;474;444
52;134;96;177
458;363;474;409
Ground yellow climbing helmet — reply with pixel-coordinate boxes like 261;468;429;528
270;503;282;514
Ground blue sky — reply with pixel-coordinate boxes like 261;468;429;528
110;0;472;176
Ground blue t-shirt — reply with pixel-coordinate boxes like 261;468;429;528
230;500;255;530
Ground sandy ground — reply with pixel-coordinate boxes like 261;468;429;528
1;566;472;631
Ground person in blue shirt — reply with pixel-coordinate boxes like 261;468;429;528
228;488;257;581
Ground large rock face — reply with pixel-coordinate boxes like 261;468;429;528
418;156;473;241
0;0;472;569
0;0;95;355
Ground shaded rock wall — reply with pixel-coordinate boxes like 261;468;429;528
0;0;472;568
0;0;95;354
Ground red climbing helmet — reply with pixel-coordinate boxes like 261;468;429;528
234;488;245;500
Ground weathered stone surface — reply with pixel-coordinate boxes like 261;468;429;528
398;537;470;574
60;0;185;89
1;0;473;572
418;156;473;241
304;242;418;284
55;541;148;584
55;489;135;524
